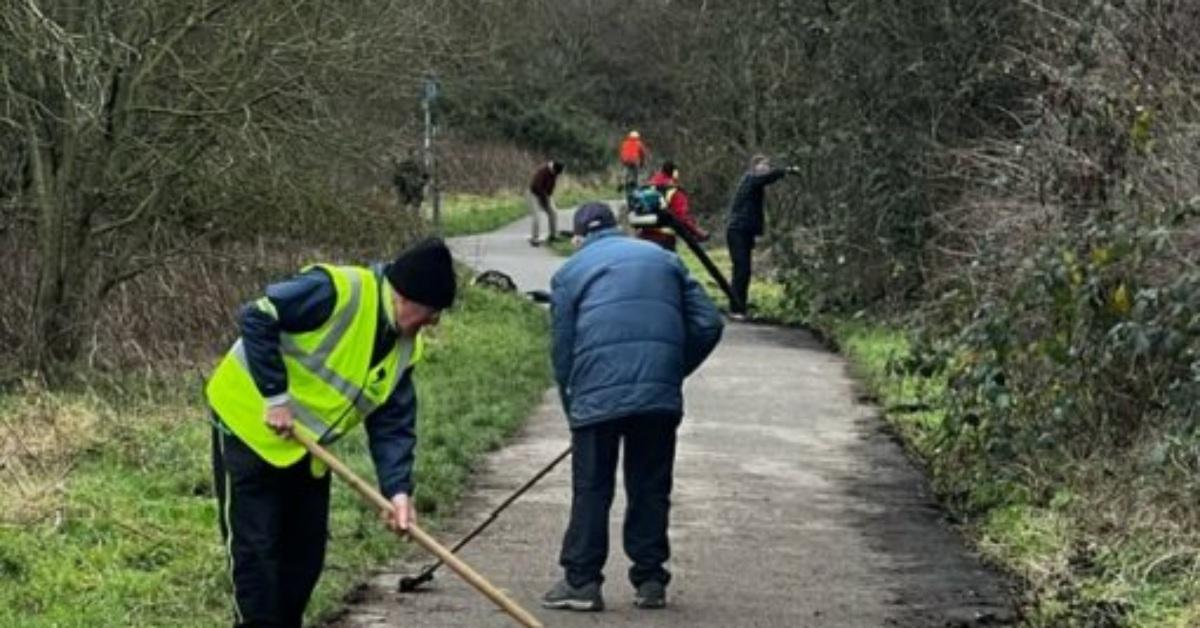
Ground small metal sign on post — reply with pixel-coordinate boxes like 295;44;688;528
421;74;441;231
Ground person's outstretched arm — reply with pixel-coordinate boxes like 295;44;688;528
750;167;789;189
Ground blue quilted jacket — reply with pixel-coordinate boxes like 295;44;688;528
550;228;724;428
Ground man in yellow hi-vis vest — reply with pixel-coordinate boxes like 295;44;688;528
205;237;456;628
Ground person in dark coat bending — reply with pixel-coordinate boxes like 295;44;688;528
528;160;565;245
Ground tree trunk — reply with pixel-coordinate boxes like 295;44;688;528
29;111;94;371
739;33;760;152
29;122;71;370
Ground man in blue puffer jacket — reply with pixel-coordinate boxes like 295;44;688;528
542;202;724;613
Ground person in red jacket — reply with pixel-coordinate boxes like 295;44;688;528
619;131;649;193
633;162;708;252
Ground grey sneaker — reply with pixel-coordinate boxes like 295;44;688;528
541;579;604;612
633;580;666;609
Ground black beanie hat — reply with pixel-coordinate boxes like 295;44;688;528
386;237;456;309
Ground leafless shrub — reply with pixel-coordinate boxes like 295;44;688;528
0;0;479;372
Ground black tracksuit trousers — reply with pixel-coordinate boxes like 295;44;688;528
559;413;680;589
726;228;755;315
212;424;330;628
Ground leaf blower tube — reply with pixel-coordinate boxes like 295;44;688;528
626;189;742;312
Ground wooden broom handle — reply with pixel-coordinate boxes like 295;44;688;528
293;431;543;628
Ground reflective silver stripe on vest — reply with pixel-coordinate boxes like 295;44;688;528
289;401;336;444
310;270;363;361
283;269;363;367
393;337;415;388
231;339;331;441
278;271;381;425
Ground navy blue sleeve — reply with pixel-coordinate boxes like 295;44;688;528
366;370;418;498
751;168;788;188
239;268;336;400
549;267;577;413
675;257;725;375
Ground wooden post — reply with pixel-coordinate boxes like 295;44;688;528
422;74;441;232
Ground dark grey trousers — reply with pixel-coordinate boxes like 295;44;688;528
726;228;755;314
559;413;681;588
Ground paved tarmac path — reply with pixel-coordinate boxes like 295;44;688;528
332;208;1014;628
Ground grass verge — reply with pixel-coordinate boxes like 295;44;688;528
825;319;1200;627
439;193;530;237
437;177;615;238
0;281;551;628
553;176;620;209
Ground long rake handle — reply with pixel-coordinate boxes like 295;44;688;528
422;446;572;577
293;431;544;628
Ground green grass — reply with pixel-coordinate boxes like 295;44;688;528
0;282;551;628
675;246;804;323
436;177;615;238
825;318;1200;627
546;237;576;257
439;193;530;237
553;176;619;209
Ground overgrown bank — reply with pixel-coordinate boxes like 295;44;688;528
633;1;1200;624
832;314;1200;628
667;238;1199;626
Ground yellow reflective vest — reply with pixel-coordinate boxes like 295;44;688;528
206;264;423;468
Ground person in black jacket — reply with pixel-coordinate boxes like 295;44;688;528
724;154;797;319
